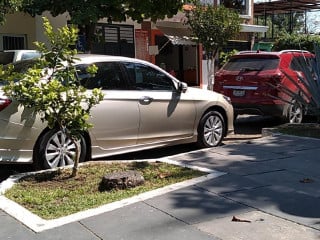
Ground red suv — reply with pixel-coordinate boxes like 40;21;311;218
214;50;315;123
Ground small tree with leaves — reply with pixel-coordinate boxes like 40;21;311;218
273;33;320;52
0;18;103;176
185;1;241;89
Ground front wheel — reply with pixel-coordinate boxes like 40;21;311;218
33;128;87;170
197;111;225;148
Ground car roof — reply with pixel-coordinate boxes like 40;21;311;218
9;54;168;75
236;50;313;57
4;49;38;53
75;54;148;64
9;54;152;66
74;54;164;70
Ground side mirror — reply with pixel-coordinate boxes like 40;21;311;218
178;82;188;93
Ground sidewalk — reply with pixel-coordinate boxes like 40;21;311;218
1;133;320;239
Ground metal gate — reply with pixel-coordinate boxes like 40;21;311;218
92;24;135;58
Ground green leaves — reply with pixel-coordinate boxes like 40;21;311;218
186;1;241;58
0;0;23;24
273;34;320;52
19;0;184;51
1;17;103;134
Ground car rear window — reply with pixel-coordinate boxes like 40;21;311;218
0;52;14;65
222;57;279;71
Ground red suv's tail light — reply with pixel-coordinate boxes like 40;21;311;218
263;72;285;97
0;98;12;111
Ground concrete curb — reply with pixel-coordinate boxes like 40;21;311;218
0;158;225;232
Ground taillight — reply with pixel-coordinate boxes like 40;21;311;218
0;98;11;111
262;73;284;97
272;72;283;83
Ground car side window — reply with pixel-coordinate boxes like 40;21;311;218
77;62;127;90
21;52;41;61
290;56;318;81
122;62;175;91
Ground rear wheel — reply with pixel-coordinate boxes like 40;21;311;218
33;128;87;170
287;99;303;124
197;111;225;148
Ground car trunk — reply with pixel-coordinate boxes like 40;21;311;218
214;55;282;103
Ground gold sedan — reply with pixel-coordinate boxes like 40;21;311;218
0;55;234;169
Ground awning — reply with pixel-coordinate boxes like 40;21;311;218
240;23;268;33
156;21;268;45
156;21;196;45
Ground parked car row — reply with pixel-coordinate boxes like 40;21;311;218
0;54;234;170
214;49;317;124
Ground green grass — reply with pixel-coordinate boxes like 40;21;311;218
277;123;320;139
4;161;205;219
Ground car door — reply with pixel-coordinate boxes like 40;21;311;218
121;61;196;145
77;62;140;151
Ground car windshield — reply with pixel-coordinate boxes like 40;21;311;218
223;57;279;71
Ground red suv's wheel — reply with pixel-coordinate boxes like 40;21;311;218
287;99;304;124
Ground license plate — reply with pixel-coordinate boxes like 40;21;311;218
233;90;245;97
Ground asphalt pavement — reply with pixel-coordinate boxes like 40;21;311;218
1;132;320;239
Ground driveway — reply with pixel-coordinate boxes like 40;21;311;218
1;130;320;239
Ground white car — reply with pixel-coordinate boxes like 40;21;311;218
0;50;40;65
0;54;234;169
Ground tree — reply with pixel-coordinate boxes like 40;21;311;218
21;0;184;51
185;0;241;89
255;11;305;39
0;18;103;176
273;33;320;52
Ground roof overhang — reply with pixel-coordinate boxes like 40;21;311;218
240;23;268;33
155;21;195;45
255;0;320;15
156;21;268;45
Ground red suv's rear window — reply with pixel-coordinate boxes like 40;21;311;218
222;57;279;71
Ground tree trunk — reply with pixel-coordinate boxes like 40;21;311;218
206;48;218;90
206;58;214;90
84;23;96;53
71;137;81;177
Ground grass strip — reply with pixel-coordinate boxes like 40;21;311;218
5;161;204;219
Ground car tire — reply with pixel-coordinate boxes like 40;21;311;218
33;128;87;170
197;111;225;148
287;99;303;124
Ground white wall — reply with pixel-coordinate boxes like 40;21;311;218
35;12;70;46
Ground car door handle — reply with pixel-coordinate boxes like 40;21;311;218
139;96;153;105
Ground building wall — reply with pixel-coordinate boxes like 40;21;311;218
0;12;36;50
0;12;69;51
35;12;69;46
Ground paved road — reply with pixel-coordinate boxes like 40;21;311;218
1;131;320;239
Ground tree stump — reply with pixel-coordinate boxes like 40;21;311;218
100;170;145;191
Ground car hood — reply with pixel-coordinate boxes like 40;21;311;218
185;86;227;101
